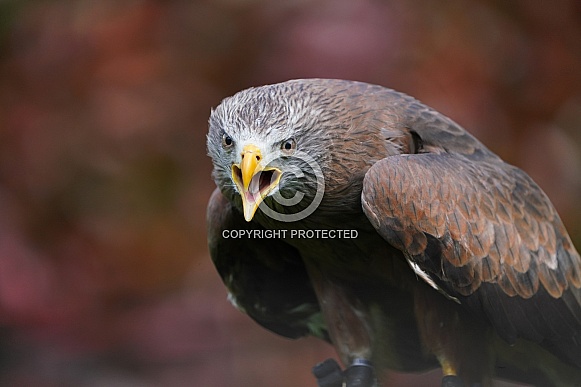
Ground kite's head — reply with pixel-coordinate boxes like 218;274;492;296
207;80;333;223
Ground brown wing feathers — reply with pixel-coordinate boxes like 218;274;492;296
362;151;581;365
362;153;581;299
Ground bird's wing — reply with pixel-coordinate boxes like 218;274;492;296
206;188;326;340
361;152;581;365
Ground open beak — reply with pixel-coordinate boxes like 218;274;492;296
232;144;282;221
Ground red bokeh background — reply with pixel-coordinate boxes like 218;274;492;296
0;1;580;386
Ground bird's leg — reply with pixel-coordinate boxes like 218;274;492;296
413;287;492;387
308;266;378;387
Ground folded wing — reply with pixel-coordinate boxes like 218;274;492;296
361;153;581;367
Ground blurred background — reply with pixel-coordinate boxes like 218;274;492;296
0;0;580;386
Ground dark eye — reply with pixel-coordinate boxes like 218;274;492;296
281;138;296;154
222;133;233;148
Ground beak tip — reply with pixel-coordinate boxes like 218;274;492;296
243;205;257;222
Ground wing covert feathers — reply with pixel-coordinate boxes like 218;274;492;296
362;153;581;299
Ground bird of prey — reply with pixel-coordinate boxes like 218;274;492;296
206;79;581;386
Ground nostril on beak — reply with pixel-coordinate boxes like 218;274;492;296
241;153;260;161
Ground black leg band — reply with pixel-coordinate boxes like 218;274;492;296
313;358;343;387
313;358;378;387
441;375;464;387
344;359;377;387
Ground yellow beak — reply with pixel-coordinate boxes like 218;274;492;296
232;144;282;221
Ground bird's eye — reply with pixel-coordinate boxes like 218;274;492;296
281;138;296;154
222;133;234;148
